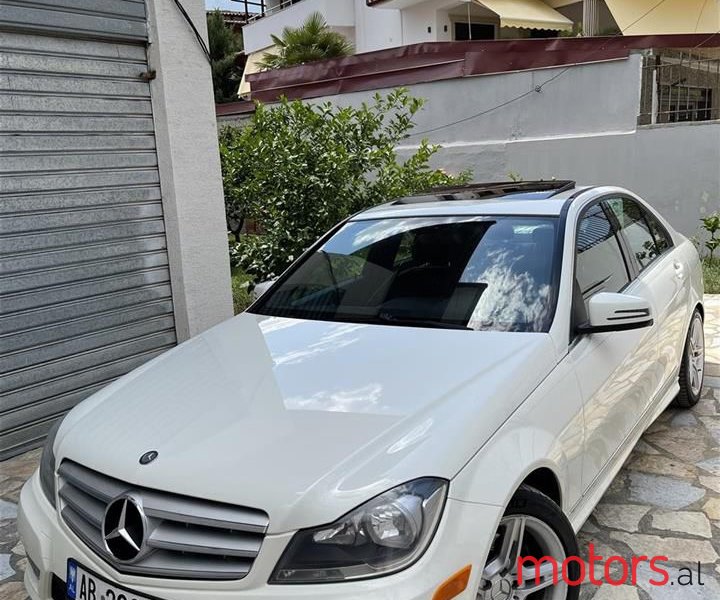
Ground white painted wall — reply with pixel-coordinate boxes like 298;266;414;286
354;0;403;52
244;0;356;53
401;0;454;45
146;0;234;340
286;55;720;236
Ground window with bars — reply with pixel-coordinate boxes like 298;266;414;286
639;49;720;125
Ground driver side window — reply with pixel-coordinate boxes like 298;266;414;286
574;203;631;317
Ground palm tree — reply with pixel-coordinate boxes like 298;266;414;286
259;12;354;70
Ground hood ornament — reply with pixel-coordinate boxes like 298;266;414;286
139;450;159;465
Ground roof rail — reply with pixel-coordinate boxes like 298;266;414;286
394;180;576;204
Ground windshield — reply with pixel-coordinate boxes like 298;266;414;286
252;216;559;332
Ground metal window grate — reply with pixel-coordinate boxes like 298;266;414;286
58;460;269;581
639;49;720;125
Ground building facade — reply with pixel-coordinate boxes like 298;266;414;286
240;0;720;96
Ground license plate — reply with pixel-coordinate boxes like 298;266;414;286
67;560;158;600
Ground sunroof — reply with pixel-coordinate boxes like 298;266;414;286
393;180;576;205
501;191;564;200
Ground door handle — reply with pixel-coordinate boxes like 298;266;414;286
673;261;685;279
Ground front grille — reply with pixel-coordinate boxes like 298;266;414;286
57;460;269;580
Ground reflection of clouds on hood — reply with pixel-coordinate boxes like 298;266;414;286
273;323;365;366
284;383;385;413
467;250;550;332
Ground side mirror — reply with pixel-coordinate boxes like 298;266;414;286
577;292;653;335
252;278;278;300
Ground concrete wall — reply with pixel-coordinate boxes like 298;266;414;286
147;0;234;340
415;122;720;236
291;54;720;237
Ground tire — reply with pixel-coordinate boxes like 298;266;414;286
478;485;580;600
674;309;705;409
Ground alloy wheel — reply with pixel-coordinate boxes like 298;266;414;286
688;316;705;397
479;515;569;600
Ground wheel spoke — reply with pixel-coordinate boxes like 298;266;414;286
690;367;699;392
515;562;557;599
499;517;526;571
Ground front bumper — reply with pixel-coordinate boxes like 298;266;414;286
18;471;502;600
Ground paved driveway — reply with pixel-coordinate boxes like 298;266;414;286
2;297;720;600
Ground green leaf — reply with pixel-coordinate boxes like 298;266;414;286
220;89;473;282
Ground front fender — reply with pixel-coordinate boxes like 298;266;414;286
449;358;584;517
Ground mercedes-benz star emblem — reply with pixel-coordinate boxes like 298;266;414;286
139;450;159;465
489;578;514;600
102;495;147;562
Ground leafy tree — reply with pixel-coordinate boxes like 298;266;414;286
220;89;472;282
259;11;354;70
207;10;244;103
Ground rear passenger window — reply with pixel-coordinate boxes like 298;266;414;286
645;211;673;255
606;197;668;271
575;203;630;309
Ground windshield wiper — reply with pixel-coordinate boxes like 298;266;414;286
376;313;472;331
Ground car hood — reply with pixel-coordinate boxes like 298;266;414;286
58;313;557;533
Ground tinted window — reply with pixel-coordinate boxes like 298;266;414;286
254;216;559;332
575;203;630;310
605;197;664;271
645;210;673;255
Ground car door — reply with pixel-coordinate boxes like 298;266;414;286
605;196;687;401
567;200;660;494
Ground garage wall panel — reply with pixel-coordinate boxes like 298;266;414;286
0;0;177;458
0;0;148;41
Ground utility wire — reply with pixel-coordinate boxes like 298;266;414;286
171;0;212;64
695;0;710;32
406;0;714;139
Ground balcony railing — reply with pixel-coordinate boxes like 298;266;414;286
243;0;307;23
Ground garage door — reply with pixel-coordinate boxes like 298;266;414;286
0;0;177;458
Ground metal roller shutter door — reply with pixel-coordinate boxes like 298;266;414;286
0;0;177;458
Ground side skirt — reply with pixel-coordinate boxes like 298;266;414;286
568;380;680;532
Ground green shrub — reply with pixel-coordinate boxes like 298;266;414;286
696;212;720;294
703;259;720;295
231;269;254;314
220;89;471;282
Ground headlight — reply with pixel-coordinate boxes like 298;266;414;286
270;478;447;584
39;419;63;508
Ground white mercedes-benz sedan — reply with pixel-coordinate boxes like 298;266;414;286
19;181;704;600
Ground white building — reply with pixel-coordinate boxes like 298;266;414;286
240;0;720;96
243;0;582;57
